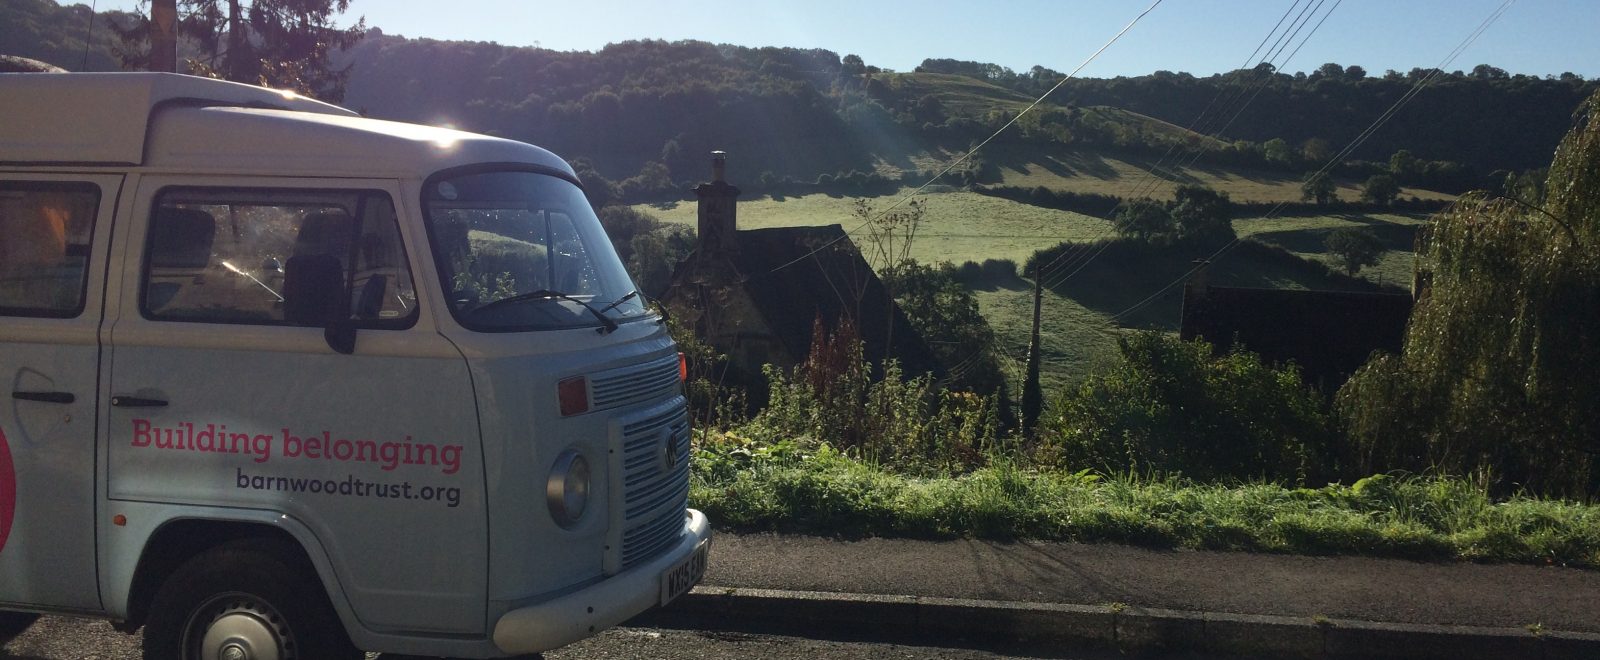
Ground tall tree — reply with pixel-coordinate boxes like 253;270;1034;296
115;0;364;102
1323;227;1386;276
1338;91;1600;496
1170;184;1234;244
1301;171;1337;204
1110;198;1173;244
1360;174;1401;205
1263;137;1294;166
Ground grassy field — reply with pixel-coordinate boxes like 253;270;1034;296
636;187;1113;267
970;278;1126;395
878;72;1039;116
1236;212;1432;290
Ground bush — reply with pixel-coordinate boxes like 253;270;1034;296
882;261;1007;394
1042;332;1336;483
597;206;694;296
745;316;1003;474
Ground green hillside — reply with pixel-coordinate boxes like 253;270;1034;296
873;72;1040;116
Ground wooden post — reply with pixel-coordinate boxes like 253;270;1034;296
1022;266;1043;440
150;0;177;73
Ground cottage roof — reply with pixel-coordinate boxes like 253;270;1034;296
687;224;942;377
1179;285;1413;390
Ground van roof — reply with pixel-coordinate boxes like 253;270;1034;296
0;72;573;179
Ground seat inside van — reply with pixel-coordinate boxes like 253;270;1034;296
144;207;216;312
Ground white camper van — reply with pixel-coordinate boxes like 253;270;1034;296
0;72;710;659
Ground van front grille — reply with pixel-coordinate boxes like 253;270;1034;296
614;398;691;571
591;354;680;411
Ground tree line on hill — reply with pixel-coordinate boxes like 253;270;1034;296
919;58;1598;174
341;41;1591;200
10;0;1588;204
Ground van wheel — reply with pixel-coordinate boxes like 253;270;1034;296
0;611;39;640
142;539;361;660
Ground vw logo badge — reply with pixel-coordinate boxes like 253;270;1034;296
660;430;679;471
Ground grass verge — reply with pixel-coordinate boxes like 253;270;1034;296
690;434;1600;568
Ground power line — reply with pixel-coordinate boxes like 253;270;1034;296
1105;0;1517;324
1031;0;1332;287
1113;0;1324;201
755;0;1168;280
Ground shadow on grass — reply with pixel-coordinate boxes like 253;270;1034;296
1035;237;1395;331
962;273;1031;293
1250;223;1420;253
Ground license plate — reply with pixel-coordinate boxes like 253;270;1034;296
659;538;710;605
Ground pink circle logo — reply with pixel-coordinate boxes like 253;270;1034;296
0;427;14;555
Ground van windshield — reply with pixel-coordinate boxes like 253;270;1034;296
423;169;646;331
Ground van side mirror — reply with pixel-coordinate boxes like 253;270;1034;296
283;254;356;354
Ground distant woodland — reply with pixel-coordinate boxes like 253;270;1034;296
8;0;1597;197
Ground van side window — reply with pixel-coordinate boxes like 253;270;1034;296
0;182;99;318
142;188;418;327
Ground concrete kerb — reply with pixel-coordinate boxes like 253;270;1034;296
629;585;1600;659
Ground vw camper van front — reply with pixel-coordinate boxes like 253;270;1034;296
416;165;712;653
0;72;709;660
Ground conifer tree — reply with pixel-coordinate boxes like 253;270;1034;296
115;0;364;102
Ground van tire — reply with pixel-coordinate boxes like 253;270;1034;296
0;611;39;641
141;539;361;660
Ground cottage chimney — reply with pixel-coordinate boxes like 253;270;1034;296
694;151;741;254
1188;259;1211;300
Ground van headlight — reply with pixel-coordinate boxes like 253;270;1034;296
546;449;590;528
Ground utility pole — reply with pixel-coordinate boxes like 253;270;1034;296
227;0;245;82
1021;265;1043;440
150;0;178;73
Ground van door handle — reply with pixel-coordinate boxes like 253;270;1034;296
12;391;75;404
111;396;168;408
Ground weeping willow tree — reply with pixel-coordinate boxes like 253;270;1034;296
1338;91;1600;497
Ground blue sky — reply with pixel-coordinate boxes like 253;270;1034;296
89;0;1596;78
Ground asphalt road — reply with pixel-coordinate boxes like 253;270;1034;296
1;617;1196;660
704;533;1600;633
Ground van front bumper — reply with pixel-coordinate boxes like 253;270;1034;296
491;509;712;654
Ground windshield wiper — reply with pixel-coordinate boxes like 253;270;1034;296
602;289;671;325
598;290;639;315
471;289;618;334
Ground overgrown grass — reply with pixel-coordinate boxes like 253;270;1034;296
690;434;1600;567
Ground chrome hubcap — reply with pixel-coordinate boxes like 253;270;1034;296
192;596;292;660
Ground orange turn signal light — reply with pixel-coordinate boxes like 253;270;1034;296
558;376;589;417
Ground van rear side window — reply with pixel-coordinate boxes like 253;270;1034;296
141;188;418;327
0;181;99;318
